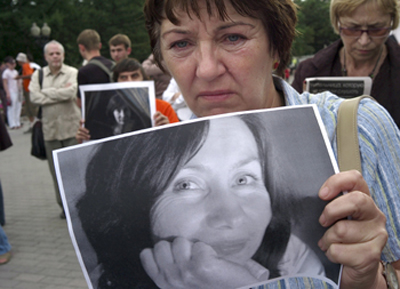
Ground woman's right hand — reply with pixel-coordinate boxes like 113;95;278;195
140;237;268;289
318;170;389;289
75;120;90;144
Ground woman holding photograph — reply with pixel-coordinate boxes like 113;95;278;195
77;114;325;288
141;0;400;288
292;0;400;129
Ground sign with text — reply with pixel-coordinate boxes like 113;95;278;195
305;77;372;98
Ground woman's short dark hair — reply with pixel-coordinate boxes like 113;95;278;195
77;114;292;288
143;0;297;76
113;58;149;82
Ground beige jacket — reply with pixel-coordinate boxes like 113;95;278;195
29;64;80;141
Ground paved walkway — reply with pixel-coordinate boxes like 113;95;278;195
0;119;88;289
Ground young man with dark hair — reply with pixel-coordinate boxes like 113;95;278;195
108;33;132;62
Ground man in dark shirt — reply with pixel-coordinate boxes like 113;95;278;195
76;29;114;108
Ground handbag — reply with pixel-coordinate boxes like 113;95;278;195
30;69;47;160
31;116;46;160
0;114;12;151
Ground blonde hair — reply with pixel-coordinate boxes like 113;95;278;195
330;0;399;34
77;29;101;51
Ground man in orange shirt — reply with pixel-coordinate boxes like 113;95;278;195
15;53;38;132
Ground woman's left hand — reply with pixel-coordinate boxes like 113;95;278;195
153;111;170;127
140;237;268;289
318;170;388;289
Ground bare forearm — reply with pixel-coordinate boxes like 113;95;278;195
2;80;9;97
15;74;32;80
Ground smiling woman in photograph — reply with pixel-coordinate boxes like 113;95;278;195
141;0;400;288
77;113;325;288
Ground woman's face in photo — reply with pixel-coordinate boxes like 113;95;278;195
113;108;125;125
151;117;272;265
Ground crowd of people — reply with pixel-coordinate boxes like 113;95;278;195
1;30;180;219
0;29;179;268
1;0;400;288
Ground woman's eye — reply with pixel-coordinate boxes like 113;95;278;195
235;175;255;185
172;41;188;49
227;34;241;42
174;180;200;191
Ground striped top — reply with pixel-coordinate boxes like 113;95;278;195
277;77;400;262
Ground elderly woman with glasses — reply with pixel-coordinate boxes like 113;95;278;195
292;0;400;129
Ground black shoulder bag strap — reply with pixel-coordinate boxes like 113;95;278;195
88;59;116;82
37;69;44;119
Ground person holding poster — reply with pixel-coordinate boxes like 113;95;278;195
142;0;400;288
292;0;400;129
76;58;179;142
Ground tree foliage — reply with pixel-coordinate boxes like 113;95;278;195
0;0;151;68
0;0;341;67
292;0;339;57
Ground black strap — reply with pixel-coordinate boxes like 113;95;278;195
88;59;115;82
38;69;43;89
37;69;44;119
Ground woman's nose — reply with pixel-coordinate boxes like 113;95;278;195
195;42;226;82
206;187;245;229
358;31;371;46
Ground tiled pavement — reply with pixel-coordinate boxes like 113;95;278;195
0;120;88;289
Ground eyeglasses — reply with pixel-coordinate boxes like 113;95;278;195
339;25;392;38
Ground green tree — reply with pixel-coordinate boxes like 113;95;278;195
292;0;338;57
0;0;151;68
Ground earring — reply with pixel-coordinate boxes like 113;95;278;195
273;60;280;71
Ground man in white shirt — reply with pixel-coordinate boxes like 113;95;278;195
29;40;80;219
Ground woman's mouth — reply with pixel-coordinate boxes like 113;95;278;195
210;239;248;257
197;90;235;102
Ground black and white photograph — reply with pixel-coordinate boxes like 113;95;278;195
54;105;342;289
79;81;156;140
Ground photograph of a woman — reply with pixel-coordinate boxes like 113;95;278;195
79;82;155;139
54;106;341;289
